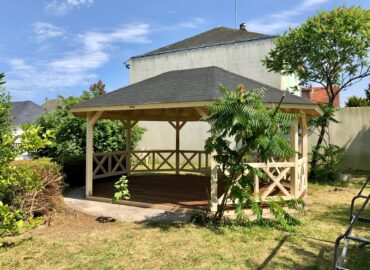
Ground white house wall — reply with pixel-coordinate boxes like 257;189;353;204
131;39;299;151
130;39;298;90
137;121;210;151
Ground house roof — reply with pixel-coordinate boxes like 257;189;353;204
132;27;275;59
72;66;315;112
42;98;63;112
11;101;44;126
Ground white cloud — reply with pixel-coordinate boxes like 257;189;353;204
6;19;204;101
33;22;65;41
51;23;150;71
179;18;206;28
5;23;150;100
45;0;94;16
247;0;330;34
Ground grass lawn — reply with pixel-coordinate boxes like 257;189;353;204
0;177;369;270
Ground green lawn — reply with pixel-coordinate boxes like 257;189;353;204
0;177;369;270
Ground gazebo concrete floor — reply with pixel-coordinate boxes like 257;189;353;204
89;174;289;212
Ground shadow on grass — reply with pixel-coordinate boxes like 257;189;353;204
0;236;33;250
244;233;369;269
134;210;192;231
310;175;369;189
313;201;370;231
255;235;290;270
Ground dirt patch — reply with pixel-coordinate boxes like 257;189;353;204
31;207;122;237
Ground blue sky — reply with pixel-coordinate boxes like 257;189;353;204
0;0;369;106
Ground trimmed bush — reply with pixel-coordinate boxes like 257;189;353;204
12;158;63;218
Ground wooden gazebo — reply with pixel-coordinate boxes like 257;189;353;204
71;67;322;212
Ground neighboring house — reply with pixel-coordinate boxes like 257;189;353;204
43;98;63;112
125;25;300;150
127;25;299;91
302;86;340;107
11;101;44;159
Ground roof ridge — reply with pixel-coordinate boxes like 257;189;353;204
131;26;275;60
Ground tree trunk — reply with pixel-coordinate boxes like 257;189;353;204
215;182;231;220
309;123;326;179
309;96;335;179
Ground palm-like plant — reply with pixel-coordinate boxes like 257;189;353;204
204;85;302;230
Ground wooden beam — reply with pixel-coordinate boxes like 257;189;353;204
210;151;218;212
101;108;206;122
168;121;176;129
301;113;308;195
290;119;299;198
179;120;187;130
89;111;103;127
254;174;260;197
194;107;208;118
130;120;138;128
175;119;180;174
86;111;101;196
168;120;187;174
124;120;132;175
71;100;213;113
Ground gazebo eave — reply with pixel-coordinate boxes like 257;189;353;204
70;100;323;121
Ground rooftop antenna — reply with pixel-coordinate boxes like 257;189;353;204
234;0;237;29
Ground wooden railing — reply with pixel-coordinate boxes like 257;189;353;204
93;150;210;179
247;157;308;200
219;157;308;203
93;150;308;200
93;151;127;179
179;150;209;174
248;161;295;200
131;150;176;172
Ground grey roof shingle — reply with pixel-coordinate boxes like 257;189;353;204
133;27;275;59
11;101;44;126
72;66;314;110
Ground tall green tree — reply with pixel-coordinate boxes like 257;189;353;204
345;96;369;107
345;84;370;107
36;81;145;164
0;73;13;165
263;6;370;176
204;85;302;230
89;79;106;96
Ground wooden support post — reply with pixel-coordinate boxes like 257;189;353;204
301;113;308;194
210;152;218;212
254;174;259;197
290;119;299;198
169;120;186;174
86;111;103;197
175;119;180;174
124;120;136;175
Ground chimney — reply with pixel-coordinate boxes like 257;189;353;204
239;23;247;31
301;85;313;100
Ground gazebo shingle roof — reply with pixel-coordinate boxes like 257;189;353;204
132;27;275;59
72;66;313;110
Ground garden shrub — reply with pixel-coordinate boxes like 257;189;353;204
311;144;345;182
59;155;86;187
0;73;55;237
35;83;146;187
0;202;23;237
13;158;63;218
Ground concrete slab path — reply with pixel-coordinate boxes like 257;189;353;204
64;187;190;223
